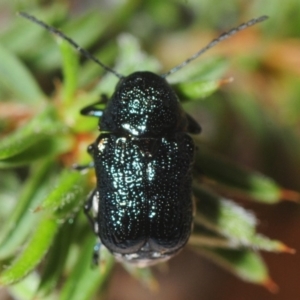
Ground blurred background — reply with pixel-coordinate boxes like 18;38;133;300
0;0;300;299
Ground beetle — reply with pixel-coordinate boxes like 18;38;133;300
19;12;268;267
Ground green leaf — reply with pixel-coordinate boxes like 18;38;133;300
169;57;230;100
36;169;90;219
59;235;114;300
167;57;229;84
0;216;59;285
192;186;290;252
188;219;295;254
176;79;220;99
0;160;56;259
0;136;72;168
247;234;293;253
195;248;277;291
0;44;46;103
78;42;118;88
0;5;68;56
0;170;20;221
36;221;75;297
60;40;79;105
194;144;283;203
25;10;114;71
193;186;257;240
0;106;67;160
9;272;56;300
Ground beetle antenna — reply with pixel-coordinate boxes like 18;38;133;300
18;12;124;79
161;15;268;78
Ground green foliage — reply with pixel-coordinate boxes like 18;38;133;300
0;44;45;103
0;1;299;299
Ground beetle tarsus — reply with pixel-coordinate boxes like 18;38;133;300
92;241;101;266
80;95;109;117
72;162;95;171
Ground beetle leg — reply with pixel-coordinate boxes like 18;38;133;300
92;241;102;265
72;161;94;171
186;113;202;134
80;94;108;117
101;94;109;103
84;190;102;266
84;189;98;230
72;143;96;170
80;104;104;117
